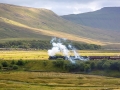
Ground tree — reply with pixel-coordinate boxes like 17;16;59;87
13;65;19;70
52;60;64;69
96;60;104;70
79;63;85;71
102;61;110;70
90;62;96;70
2;61;8;67
110;61;118;70
0;64;2;69
16;60;25;66
84;64;91;72
116;62;120;71
11;60;15;65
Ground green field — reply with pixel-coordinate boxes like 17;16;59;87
0;50;120;60
0;71;120;90
0;50;120;90
0;50;48;60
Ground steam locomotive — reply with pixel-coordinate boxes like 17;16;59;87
49;56;120;60
48;56;88;60
49;56;67;60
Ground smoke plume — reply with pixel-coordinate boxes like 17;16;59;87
48;37;88;63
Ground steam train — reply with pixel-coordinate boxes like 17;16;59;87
89;56;120;60
49;56;120;60
48;56;88;60
49;56;67;60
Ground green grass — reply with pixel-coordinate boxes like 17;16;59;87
0;16;105;45
0;50;119;60
0;71;120;90
0;18;51;41
0;50;120;89
0;50;48;60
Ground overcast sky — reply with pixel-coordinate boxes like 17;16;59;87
0;0;120;15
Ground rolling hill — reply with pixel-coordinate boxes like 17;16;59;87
62;7;120;32
62;7;120;31
0;3;120;47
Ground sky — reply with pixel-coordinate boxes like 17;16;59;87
0;0;120;15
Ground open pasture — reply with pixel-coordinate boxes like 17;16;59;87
0;50;48;60
0;50;120;60
0;71;120;90
0;50;120;90
79;50;120;56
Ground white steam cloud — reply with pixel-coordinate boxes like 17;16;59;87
48;37;89;63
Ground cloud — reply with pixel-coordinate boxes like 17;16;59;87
0;0;120;15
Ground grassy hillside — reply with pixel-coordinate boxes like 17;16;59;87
0;18;51;41
0;3;120;46
0;16;104;45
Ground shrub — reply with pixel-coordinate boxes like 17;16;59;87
96;60;104;70
79;63;85;71
102;61;110;70
63;63;80;72
43;61;47;66
52;60;64;68
84;64;91;72
13;65;19;70
16;60;24;66
90;62;96;70
2;61;9;67
11;60;15;65
63;63;70;71
69;64;80;72
0;64;2;69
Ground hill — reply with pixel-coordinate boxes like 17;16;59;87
0;17;51;41
0;3;120;47
62;7;120;32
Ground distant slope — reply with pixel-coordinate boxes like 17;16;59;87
0;3;120;46
0;17;51;41
62;7;120;31
0;16;104;45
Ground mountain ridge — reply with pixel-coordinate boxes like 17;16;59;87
0;3;120;47
62;7;120;31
